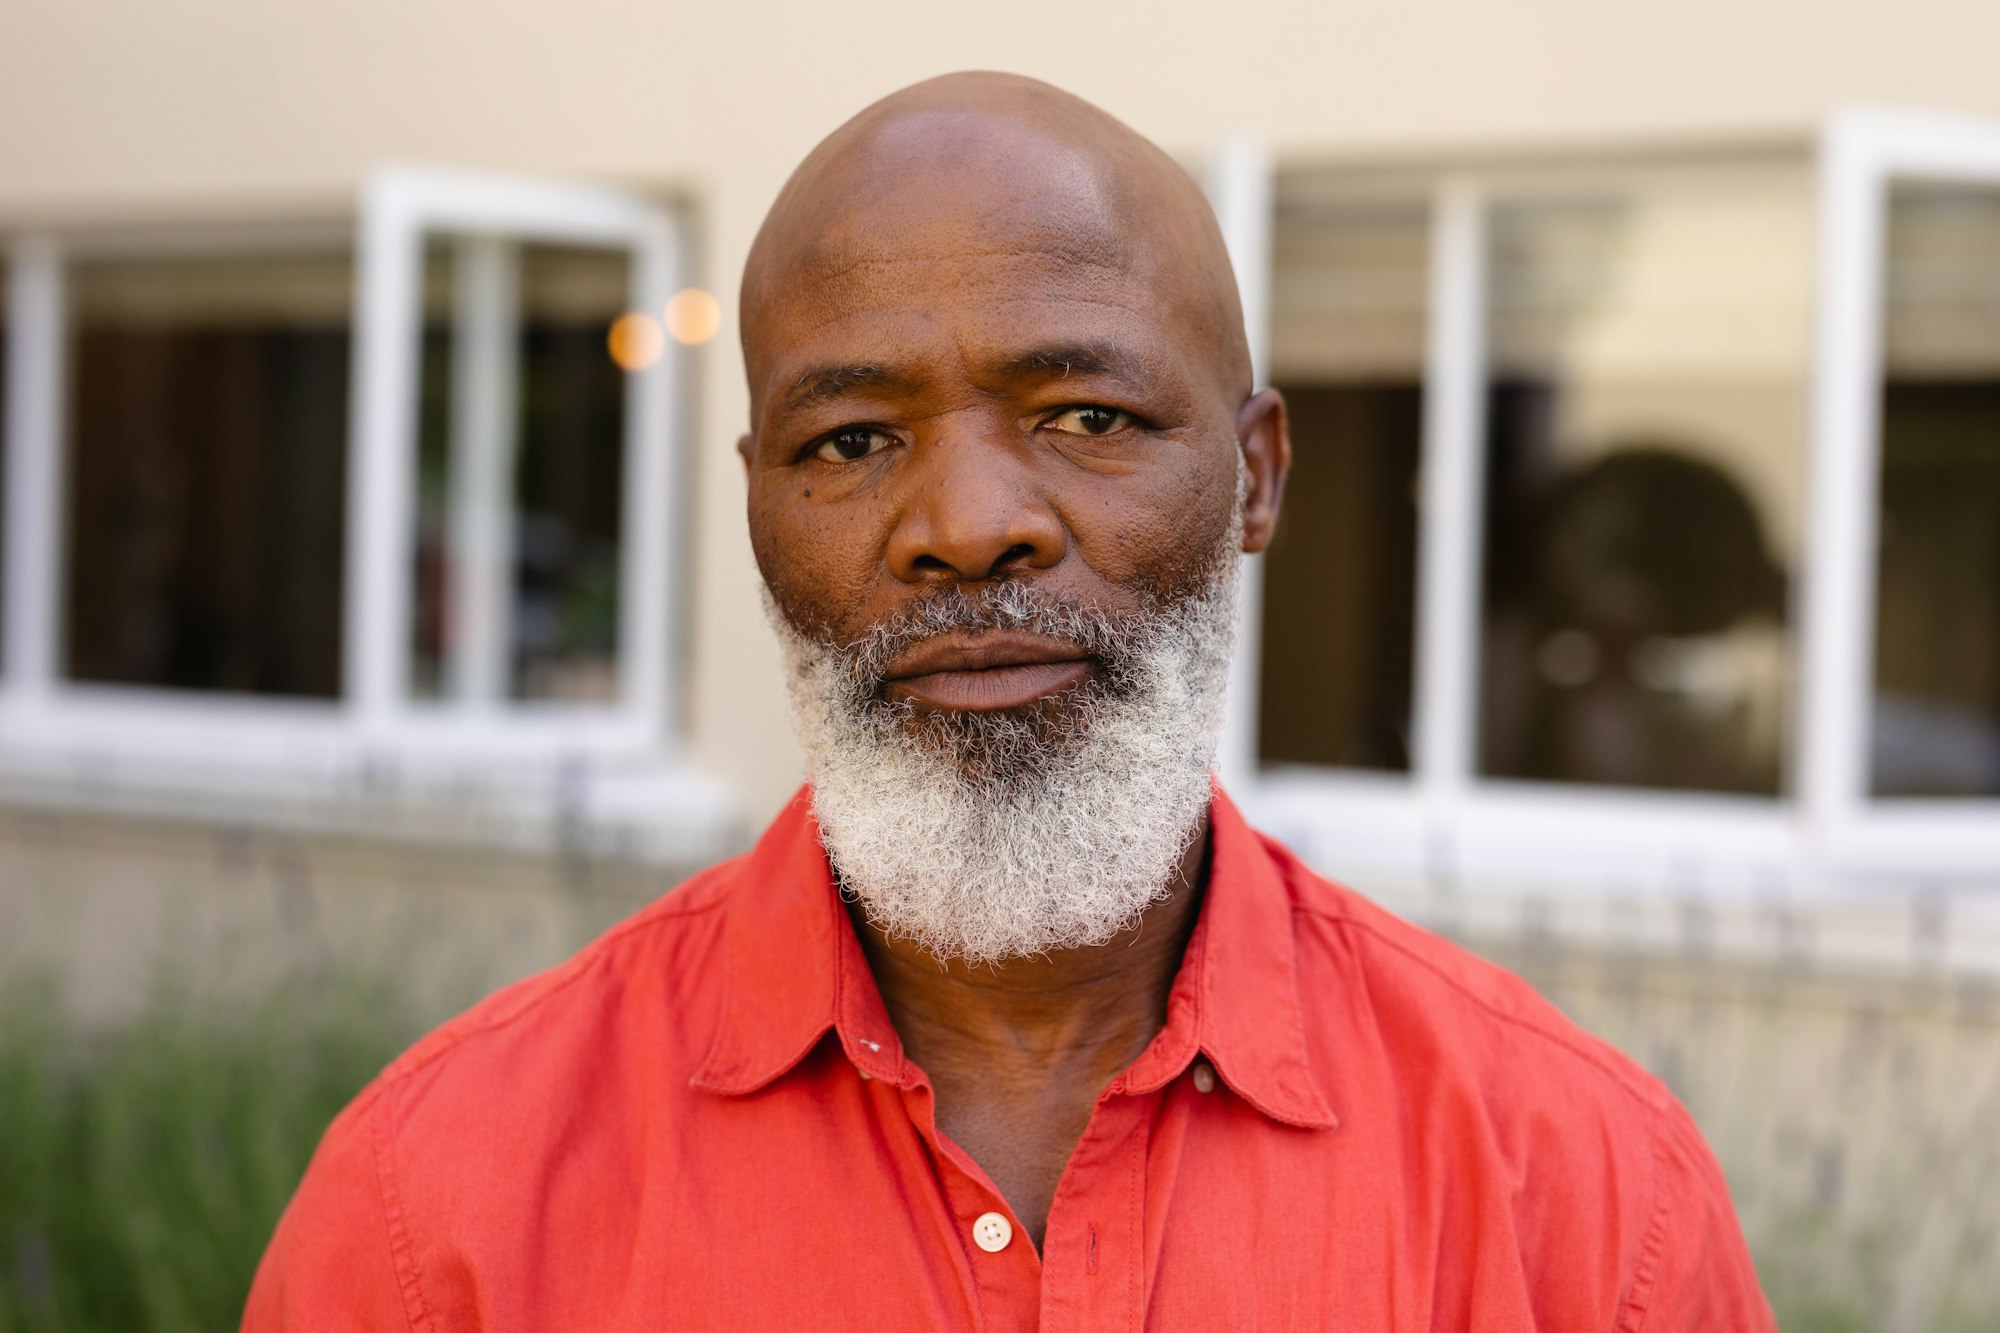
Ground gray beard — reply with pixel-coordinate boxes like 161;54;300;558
766;548;1240;965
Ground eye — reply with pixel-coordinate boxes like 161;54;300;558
1047;405;1131;437
812;427;894;463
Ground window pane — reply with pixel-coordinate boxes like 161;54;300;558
1477;174;1809;794
1872;184;2000;797
65;253;351;696
1260;193;1427;771
410;239;630;706
514;245;628;703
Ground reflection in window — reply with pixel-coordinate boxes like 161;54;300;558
410;241;629;706
1873;186;2000;797
1259;194;1426;771
1478;175;1809;794
64;253;351;697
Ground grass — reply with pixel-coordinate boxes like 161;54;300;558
0;977;412;1333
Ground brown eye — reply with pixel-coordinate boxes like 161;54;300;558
814;428;891;463
1049;406;1129;437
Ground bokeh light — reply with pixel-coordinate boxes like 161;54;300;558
606;311;666;371
665;288;722;345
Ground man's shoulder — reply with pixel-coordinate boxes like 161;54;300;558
344;849;751;1135
1261;831;1765;1322
1263;830;1676;1134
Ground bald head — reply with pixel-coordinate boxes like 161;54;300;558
740;72;1252;417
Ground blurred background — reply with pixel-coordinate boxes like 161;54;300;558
2;2;1998;1327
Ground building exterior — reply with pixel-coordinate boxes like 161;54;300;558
3;3;1999;1323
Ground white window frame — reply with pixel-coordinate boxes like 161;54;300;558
0;168;691;795
1217;133;1974;898
1802;109;2000;877
347;165;684;761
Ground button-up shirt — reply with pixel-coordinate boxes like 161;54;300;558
245;788;1773;1330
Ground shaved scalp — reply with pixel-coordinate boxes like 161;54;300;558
739;71;1252;419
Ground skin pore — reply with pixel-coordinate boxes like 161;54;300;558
738;72;1291;1249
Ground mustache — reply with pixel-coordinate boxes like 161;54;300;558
834;583;1147;687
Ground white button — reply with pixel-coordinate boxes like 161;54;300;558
1192;1061;1217;1094
972;1211;1013;1253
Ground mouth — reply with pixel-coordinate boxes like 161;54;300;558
879;631;1095;713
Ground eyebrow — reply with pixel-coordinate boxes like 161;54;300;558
783;362;913;413
779;340;1156;415
996;341;1151;389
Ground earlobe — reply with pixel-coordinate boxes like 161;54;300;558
1234;388;1292;554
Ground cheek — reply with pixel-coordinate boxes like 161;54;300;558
747;478;883;637
1065;447;1237;599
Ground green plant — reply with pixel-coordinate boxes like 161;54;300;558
0;976;412;1333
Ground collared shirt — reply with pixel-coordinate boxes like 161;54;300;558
245;788;1773;1331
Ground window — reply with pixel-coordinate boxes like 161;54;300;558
1260;193;1426;773
407;241;633;707
0;166;688;803
1236;153;1827;888
1476;177;1810;796
346;168;682;753
63;251;352;697
1237;118;2000;884
1871;183;2000;798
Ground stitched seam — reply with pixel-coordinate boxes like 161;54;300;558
1311;910;1665;1114
1127;1106;1143;1333
369;1091;433;1333
1610;1107;1675;1333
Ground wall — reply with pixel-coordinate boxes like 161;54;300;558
7;0;2000;825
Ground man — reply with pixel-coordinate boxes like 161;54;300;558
247;73;1773;1330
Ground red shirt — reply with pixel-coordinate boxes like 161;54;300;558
246;788;1772;1331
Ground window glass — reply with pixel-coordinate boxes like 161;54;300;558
1259;192;1427;771
409;239;631;706
1871;184;2000;797
1477;172;1810;794
64;252;351;696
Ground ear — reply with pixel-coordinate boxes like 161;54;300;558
736;432;756;477
1234;388;1291;554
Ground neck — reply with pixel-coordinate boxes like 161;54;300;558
852;820;1211;1076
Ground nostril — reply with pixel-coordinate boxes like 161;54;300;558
994;543;1036;570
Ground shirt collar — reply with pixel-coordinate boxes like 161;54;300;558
692;784;1338;1131
1115;786;1338;1129
691;787;906;1093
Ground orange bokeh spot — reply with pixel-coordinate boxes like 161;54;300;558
607;312;667;371
665;288;722;346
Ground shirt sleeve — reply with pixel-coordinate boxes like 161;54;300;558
1617;1100;1776;1333
242;1090;421;1333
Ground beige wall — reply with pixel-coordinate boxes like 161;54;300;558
7;1;2000;826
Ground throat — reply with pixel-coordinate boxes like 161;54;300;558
848;823;1211;1246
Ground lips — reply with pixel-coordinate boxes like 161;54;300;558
881;630;1094;712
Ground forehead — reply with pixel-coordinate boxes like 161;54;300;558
745;116;1220;403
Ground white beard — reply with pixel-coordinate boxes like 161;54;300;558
766;541;1241;966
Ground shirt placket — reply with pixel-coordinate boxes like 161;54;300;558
891;1076;1045;1333
1038;1088;1155;1333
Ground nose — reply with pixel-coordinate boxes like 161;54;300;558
884;429;1067;584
